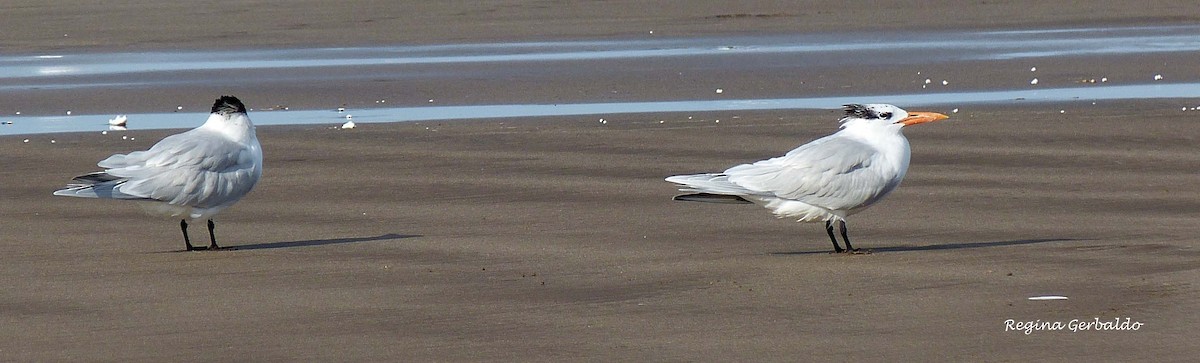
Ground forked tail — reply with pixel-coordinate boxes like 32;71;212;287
665;173;755;204
52;172;146;200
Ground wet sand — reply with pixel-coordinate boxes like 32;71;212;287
3;1;1200;361
6;105;1199;360
4;0;1198;53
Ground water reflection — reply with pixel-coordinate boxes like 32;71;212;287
4;83;1199;136
4;25;1200;135
3;25;1200;79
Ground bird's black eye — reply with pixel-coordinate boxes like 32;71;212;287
878;112;893;119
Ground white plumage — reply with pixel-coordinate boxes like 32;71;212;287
666;104;947;253
54;96;262;251
107;114;127;127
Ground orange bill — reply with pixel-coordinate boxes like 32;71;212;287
897;111;950;126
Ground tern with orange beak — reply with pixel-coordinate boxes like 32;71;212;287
666;104;948;253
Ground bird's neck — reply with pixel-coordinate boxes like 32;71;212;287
840;121;903;140
841;121;910;167
200;113;257;143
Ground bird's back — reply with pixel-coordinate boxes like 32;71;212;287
55;125;262;219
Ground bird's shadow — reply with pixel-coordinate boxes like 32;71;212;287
151;233;421;253
770;238;1087;255
228;233;421;251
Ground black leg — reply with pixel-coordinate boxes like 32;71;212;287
181;219;196;251
839;220;856;252
825;220;844;253
206;218;220;250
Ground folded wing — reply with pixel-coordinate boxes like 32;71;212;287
723;136;896;211
55;129;261;209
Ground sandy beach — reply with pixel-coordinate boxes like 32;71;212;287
2;1;1199;361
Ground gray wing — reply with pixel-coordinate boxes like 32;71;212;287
96;128;262;208
723;135;898;211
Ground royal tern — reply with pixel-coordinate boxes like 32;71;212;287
666;104;948;253
54;96;263;251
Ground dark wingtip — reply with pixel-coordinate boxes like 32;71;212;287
673;193;753;204
211;95;247;115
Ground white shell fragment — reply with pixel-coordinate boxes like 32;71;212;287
1027;295;1069;301
108;115;128;127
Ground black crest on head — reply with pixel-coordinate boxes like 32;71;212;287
211;95;247;115
843;104;881;120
